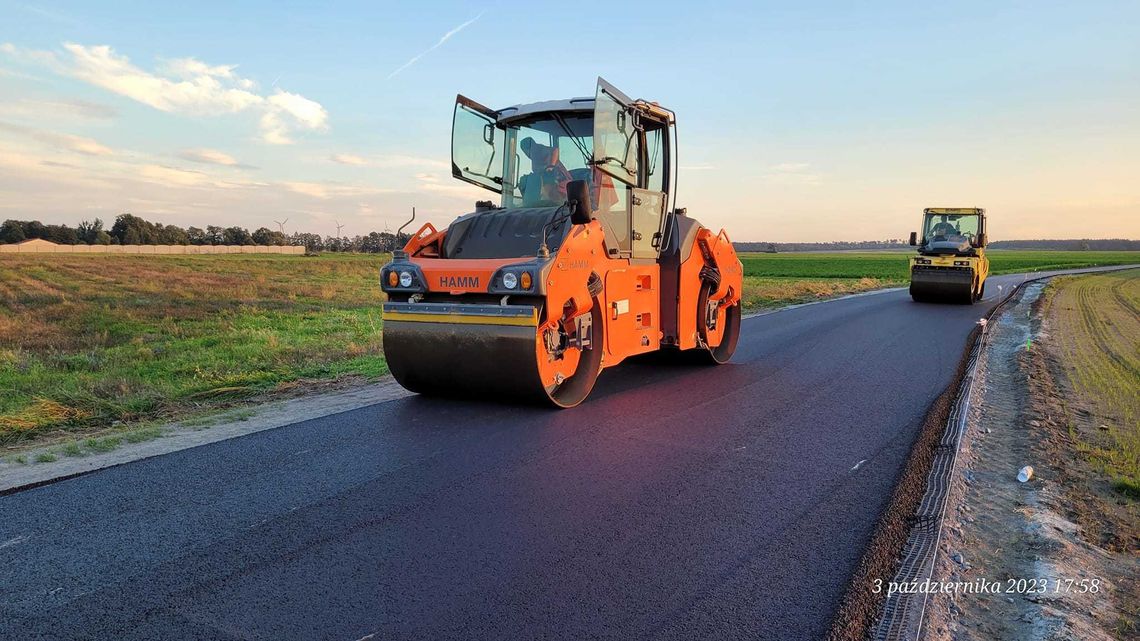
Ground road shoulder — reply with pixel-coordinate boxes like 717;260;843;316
925;270;1139;640
0;379;412;494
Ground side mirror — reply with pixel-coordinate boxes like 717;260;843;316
566;180;593;225
976;233;987;247
908;231;917;246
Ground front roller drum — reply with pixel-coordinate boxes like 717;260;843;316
382;302;603;408
910;267;976;304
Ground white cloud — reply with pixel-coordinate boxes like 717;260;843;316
138;164;212;187
283;181;330;199
1;43;329;145
259;90;328;144
764;162;822;185
60;134;113;156
267;90;326;130
330;153;369;166
0;121;114;155
384;155;449;169
61;44;263;114
177;148;240;166
387;12;483;79
0;98;117;120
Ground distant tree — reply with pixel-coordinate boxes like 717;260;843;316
377;231;398;252
290;232;323;252
24;220;46;240
155;224;189;245
111;214;159;244
77;218;105;244
93;230;112;245
222;226;254;245
251;227;287;246
0;220;26;244
186;226;208;245
205;226;224;245
44;224;79;244
359;232;385;253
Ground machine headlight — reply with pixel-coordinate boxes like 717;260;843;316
387;271;398;287
954;260;970;266
519;271;532;290
502;272;518;290
399;271;413;288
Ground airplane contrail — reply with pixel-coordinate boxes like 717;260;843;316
387;12;484;79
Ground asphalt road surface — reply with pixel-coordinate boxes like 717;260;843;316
0;270;1121;640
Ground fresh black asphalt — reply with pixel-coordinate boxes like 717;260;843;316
0;271;1108;640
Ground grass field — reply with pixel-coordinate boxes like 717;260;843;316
1040;268;1140;497
0;253;387;443
1;250;1137;445
738;250;1140;280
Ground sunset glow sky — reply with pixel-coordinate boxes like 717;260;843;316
2;1;1137;241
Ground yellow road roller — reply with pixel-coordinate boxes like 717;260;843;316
908;207;989;303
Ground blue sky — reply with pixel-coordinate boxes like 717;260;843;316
1;0;1137;241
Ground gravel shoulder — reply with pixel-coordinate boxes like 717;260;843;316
925;271;1139;640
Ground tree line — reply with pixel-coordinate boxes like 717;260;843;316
734;240;911;253
0;214;411;253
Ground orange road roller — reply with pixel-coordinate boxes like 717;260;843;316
380;78;743;407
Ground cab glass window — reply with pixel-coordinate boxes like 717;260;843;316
922;214;980;243
645;124;666;193
452;100;503;193
593;89;639;186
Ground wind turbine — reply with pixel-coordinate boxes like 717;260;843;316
274;218;289;234
335;221;345;238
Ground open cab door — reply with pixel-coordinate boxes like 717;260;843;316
592;79;638;187
452;95;503;194
592;78;668;260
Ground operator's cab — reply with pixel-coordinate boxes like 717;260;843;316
381;78;742;407
451;79;676;262
909;208;987;257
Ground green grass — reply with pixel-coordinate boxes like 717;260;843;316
1042;269;1140;498
1;250;1136;442
739;250;1140;280
1;253;388;442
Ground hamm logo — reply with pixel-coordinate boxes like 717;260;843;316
439;275;480;289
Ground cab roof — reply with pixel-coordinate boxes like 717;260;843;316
497;98;594;123
496;96;675;125
924;207;985;216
